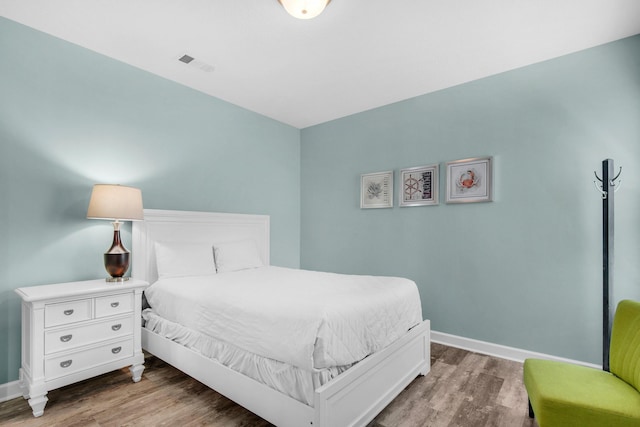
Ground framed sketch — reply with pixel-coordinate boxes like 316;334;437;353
399;164;439;207
361;171;393;208
446;156;493;204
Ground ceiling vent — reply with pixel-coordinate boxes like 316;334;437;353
178;54;214;72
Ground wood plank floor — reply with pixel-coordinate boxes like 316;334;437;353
0;343;537;426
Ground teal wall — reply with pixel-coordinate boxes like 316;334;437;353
301;35;640;364
0;17;300;385
1;15;639;389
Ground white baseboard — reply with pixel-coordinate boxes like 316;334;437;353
431;330;601;369
0;380;22;403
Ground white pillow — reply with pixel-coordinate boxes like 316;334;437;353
154;241;216;279
213;239;264;273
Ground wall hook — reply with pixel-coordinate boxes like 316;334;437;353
611;166;622;183
594;171;603;182
593;166;621;199
594;180;607;199
613;180;622;193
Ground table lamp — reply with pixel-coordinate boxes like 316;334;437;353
87;184;144;281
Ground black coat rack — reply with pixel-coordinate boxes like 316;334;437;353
594;159;621;372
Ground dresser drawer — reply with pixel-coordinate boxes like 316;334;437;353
45;316;134;354
95;293;133;318
45;338;133;380
45;299;92;328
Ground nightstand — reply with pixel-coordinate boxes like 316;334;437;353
15;278;149;417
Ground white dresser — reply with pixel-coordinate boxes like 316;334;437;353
15;279;149;417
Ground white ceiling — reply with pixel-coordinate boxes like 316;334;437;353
2;0;640;129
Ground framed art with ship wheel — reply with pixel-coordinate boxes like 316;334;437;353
445;156;493;204
399;164;439;207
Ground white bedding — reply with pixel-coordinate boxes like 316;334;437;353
142;310;350;404
144;266;423;372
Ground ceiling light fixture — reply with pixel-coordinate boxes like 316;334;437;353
278;0;331;20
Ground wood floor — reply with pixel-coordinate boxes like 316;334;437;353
0;343;537;427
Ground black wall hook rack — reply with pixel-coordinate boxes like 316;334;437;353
594;159;622;372
594;166;622;199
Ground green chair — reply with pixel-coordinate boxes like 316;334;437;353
523;299;640;427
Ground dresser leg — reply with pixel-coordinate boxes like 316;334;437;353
130;363;145;383
28;394;48;417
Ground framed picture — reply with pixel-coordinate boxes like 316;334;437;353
361;171;393;209
446;156;493;204
399;164;439;207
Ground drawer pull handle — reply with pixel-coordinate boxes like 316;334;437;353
63;309;74;316
60;334;73;342
111;324;122;331
60;360;72;368
111;346;122;354
110;302;120;308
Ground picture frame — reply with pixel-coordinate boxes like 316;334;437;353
445;156;493;204
361;171;393;209
399;164;439;207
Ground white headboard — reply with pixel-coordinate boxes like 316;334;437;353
131;209;270;284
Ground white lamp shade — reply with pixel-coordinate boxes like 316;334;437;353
279;0;329;19
87;184;144;221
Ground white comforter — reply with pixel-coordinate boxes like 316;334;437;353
144;266;423;371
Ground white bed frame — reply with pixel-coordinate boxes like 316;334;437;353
132;209;430;427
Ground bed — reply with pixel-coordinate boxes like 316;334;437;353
132;209;430;427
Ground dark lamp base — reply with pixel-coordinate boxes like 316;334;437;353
104;252;130;279
103;224;131;282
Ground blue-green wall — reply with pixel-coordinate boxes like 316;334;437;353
300;35;640;364
0;17;300;384
1;16;639;388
